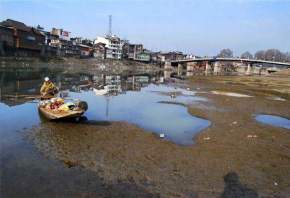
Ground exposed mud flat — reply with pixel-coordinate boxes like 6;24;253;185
25;74;290;197
2;60;290;197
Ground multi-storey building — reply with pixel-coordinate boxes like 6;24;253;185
94;35;124;59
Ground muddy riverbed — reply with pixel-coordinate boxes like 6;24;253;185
1;68;290;197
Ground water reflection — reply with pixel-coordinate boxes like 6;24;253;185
71;83;210;145
255;114;290;130
0;67;210;145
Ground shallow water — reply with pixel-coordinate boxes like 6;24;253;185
72;84;210;145
0;69;210;146
0;67;210;196
255;114;290;130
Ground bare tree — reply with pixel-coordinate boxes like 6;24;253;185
286;52;290;62
217;49;233;58
255;49;289;62
264;49;283;61
241;51;253;59
254;50;265;60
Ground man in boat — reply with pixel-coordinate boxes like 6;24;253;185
40;77;58;98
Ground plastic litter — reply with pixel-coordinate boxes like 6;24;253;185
247;134;258;138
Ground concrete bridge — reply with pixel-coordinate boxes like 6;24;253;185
165;57;290;75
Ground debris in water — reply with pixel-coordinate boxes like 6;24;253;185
211;91;252;98
247;134;258;138
232;121;238;125
274;182;278;186
203;137;211;140
170;93;176;98
63;160;78;168
160;133;165;138
267;96;286;102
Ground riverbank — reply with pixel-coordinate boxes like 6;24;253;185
20;74;290;197
0;57;161;74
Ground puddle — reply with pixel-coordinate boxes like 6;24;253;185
255;114;290;130
211;91;253;98
72;84;211;145
267;96;287;102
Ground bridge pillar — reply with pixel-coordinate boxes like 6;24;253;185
164;61;173;70
178;63;183;76
205;61;211;75
164;70;172;79
214;62;221;75
246;63;252;75
186;63;194;72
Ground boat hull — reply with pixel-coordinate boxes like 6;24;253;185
38;107;85;120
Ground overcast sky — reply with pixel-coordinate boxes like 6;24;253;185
0;0;289;56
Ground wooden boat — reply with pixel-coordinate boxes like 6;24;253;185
38;106;86;120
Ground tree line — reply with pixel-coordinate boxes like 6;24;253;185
216;48;290;63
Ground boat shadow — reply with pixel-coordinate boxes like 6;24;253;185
39;113;112;126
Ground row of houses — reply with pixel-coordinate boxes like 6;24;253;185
0;19;186;63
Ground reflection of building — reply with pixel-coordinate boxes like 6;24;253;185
0;66;165;106
122;75;150;91
98;74;153;94
105;75;121;84
104;75;122;93
0;69;45;106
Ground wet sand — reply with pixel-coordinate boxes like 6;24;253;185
22;75;290;197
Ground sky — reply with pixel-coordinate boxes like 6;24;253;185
0;0;289;56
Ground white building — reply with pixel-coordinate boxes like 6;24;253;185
94;35;124;59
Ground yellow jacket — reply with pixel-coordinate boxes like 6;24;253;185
40;81;56;94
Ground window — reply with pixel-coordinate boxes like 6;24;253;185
27;36;36;41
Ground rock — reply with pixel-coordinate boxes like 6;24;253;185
247;134;258;138
63;160;78;168
203;137;211;141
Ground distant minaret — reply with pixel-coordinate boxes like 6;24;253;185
108;15;112;37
